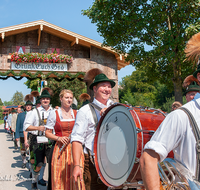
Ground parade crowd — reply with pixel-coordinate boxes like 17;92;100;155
2;31;200;190
2;72;116;190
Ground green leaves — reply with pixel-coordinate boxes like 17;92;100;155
83;0;200;102
11;91;24;106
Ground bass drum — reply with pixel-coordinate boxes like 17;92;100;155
94;103;172;188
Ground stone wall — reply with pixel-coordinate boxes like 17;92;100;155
0;30;118;101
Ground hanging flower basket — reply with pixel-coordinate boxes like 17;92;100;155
10;52;73;64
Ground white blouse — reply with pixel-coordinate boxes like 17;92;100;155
45;107;75;130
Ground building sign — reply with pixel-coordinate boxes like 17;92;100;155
11;62;67;71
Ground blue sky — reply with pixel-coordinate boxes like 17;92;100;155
0;0;135;102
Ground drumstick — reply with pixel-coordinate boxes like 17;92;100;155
77;176;81;190
59;134;71;153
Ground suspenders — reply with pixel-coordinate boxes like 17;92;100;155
85;103;102;165
179;107;200;181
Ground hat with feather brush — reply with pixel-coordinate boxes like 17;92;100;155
31;91;40;105
182;75;200;95
39;87;53;99
24;94;34;106
79;93;91;107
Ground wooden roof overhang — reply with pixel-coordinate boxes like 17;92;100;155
0;20;129;70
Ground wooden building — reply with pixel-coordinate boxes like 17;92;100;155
0;20;129;101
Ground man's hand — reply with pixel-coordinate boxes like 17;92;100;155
100;107;107;116
73;165;83;189
24;140;29;148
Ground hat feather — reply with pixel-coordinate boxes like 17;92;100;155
24;94;34;102
182;75;200;88
42;87;53;96
79;93;91;102
185;32;200;63
31;91;39;97
84;68;103;83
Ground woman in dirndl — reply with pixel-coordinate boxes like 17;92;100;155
45;89;85;190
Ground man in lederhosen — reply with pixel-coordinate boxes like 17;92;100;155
15;95;33;168
71;73;115;190
24;88;53;190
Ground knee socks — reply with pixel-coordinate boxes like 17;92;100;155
32;169;39;183
39;163;46;180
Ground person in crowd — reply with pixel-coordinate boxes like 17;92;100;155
17;106;23;114
140;92;200;189
182;75;200;102
185;82;200;102
171;101;182;111
24;88;53;190
45;89;84;190
7;108;13;134
4;113;8;130
10;109;18;149
31;91;49;186
71;73;116;190
15;95;33;168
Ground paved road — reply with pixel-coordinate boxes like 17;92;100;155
0;124;48;190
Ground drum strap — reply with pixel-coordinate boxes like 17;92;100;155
179;107;200;181
85;103;102;165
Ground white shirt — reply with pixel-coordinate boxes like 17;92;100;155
71;98;114;154
7;114;12;127
23;105;53;135
45;107;75;130
144;94;200;176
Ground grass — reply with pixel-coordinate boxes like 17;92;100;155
0;120;4;124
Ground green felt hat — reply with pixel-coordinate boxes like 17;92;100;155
81;100;90;107
184;81;200;95
89;73;115;90
11;109;17;113
193;64;200;78
25;100;33;106
40;89;51;99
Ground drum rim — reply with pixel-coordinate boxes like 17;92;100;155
94;103;137;187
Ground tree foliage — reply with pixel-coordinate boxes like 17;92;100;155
83;0;200;103
119;70;174;111
11;91;24;105
0;106;3;120
25;78;86;108
4;101;13;106
0;98;3;106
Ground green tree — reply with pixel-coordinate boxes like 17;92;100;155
83;0;200;103
11;91;24;105
119;70;174;108
4;101;13;106
0;106;3;120
0;98;3;106
0;99;3;120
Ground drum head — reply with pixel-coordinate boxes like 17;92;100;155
94;104;137;187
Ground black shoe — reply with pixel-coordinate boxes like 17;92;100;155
29;172;32;178
31;182;38;190
38;178;47;186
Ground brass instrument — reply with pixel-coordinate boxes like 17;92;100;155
108;158;200;189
